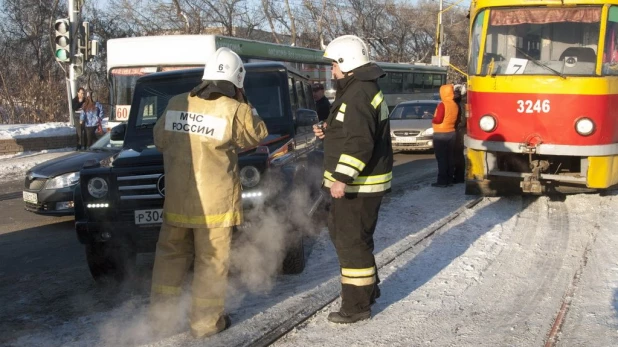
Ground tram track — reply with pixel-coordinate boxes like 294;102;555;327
245;196;484;347
544;199;600;347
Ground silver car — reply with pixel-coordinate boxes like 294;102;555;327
389;100;439;152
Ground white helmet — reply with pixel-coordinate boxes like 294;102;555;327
324;35;370;73
202;47;246;88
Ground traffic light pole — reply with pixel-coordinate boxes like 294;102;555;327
67;0;81;126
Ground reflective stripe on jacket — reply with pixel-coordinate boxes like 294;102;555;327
323;63;394;197
153;92;268;228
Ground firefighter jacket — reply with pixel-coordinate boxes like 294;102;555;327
322;63;394;197
432;84;458;133
153;92;268;229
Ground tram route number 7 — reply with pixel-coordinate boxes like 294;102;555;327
516;99;550;114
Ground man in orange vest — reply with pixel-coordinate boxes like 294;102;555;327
431;84;459;187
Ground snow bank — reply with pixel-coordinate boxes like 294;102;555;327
0;122;74;140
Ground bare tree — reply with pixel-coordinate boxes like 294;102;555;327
0;0;67;124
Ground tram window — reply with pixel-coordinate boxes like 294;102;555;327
482;7;601;76
603;7;618;75
469;9;485;75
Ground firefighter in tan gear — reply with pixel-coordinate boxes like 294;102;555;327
313;35;393;324
150;47;267;338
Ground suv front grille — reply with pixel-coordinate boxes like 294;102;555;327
117;173;163;201
393;130;421;137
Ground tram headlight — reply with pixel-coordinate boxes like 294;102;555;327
575;117;595;136
479;115;497;132
87;177;109;198
240;166;261;188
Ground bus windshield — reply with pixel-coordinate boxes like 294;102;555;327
477;7;602;76
110;68;155;122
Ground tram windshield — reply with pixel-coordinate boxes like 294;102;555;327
471;7;602;76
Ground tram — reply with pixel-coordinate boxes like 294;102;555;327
465;0;618;195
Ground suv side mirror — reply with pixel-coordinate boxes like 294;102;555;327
110;123;126;141
296;109;319;127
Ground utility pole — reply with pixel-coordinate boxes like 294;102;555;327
438;0;443;67
68;0;82;106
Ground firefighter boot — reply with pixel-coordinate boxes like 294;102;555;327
327;310;371;324
191;314;231;338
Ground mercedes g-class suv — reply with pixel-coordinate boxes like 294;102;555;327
75;62;323;282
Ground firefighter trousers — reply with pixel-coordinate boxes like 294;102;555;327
150;223;232;337
328;195;383;314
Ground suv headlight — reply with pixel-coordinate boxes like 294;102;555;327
87;177;109;198
240;166;261;188
45;172;80;189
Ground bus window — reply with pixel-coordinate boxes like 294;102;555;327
432;74;443;87
110;68;154;121
423;74;434;89
289;77;299;113
378;72;403;93
603;6;618;76
413;73;424;90
403;73;415;93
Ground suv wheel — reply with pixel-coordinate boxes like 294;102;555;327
85;242;135;283
282;232;305;275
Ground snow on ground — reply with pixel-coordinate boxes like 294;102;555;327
0;118;110;140
7;181;618;347
273;193;618;347
0;122;74;139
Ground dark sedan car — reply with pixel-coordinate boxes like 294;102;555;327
23;132;121;215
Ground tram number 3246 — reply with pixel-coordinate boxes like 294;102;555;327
516;99;551;114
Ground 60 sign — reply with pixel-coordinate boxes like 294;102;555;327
115;105;131;121
516;99;550;114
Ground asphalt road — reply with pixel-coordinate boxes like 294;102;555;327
0;151;436;345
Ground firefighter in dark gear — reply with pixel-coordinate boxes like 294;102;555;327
150;47;268;338
313;35;393;324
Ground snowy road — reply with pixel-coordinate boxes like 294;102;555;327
2;152;618;346
274;194;618;347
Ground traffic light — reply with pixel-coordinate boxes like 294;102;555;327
54;18;71;62
72;53;84;77
80;22;90;61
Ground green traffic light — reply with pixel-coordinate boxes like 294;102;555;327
55;49;69;61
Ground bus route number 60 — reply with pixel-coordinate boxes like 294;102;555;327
516;99;550;114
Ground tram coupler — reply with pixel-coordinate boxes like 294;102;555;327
520;160;549;194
